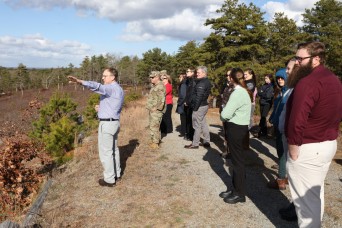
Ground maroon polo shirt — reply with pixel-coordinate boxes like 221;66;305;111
285;65;342;146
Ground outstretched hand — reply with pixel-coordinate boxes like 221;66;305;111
67;76;80;84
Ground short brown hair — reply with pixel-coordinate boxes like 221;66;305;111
297;41;326;64
105;67;118;77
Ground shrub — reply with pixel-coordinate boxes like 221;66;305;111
124;92;141;104
42;116;76;160
30;92;78;161
83;93;100;130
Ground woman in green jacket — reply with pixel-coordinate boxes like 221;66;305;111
219;68;252;204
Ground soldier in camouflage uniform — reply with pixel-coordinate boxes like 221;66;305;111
146;71;166;149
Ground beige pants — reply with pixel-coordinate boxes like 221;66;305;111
98;121;121;184
287;140;336;228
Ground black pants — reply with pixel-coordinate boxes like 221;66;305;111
223;121;229;154
259;103;271;135
179;112;187;136
160;104;173;134
184;105;194;140
227;122;248;197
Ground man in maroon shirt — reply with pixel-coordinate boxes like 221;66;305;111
285;41;342;227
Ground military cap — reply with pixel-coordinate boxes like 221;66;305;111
149;71;160;78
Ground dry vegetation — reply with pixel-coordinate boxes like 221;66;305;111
0;85;92;222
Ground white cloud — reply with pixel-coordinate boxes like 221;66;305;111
120;8;216;42
262;0;318;25
3;0;222;42
0;34;91;67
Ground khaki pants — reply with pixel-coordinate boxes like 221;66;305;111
287;140;336;228
98;121;121;184
149;111;163;144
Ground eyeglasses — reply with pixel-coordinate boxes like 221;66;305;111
102;75;113;77
186;70;193;73
294;56;312;63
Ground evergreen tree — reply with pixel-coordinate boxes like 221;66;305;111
31;92;78;140
302;0;342;77
202;0;269;95
42;116;76;161
83;93;100;130
136;48;173;83
173;41;200;75
80;56;91;81
14;63;30;92
267;13;301;63
0;67;12;92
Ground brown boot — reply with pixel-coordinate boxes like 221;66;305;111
267;178;286;190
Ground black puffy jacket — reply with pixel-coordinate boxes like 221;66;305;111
190;77;212;111
258;83;274;106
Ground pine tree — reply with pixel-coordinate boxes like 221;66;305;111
302;0;342;77
201;0;269;95
30;93;78;160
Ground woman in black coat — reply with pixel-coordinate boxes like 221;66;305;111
176;74;187;138
257;74;275;137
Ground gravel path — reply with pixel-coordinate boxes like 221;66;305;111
153;109;342;227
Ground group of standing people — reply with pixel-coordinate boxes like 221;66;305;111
68;41;341;228
176;66;213;149
219;41;342;228
146;66;213;150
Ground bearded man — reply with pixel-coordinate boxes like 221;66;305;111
285;41;342;227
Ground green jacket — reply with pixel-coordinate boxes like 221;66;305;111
146;81;166;113
220;85;251;125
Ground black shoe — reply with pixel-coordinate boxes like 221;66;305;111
223;194;246;204
280;203;297;221
98;179;115;187
257;131;268;138
280;209;298;222
279;202;295;215
200;142;211;148
219;190;232;198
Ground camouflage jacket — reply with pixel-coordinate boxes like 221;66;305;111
146;81;166;113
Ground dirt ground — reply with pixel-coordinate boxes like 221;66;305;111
34;100;342;227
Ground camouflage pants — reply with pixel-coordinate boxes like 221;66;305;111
149;111;163;144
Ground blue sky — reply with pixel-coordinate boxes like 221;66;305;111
0;0;320;68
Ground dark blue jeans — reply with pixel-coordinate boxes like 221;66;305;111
274;126;286;178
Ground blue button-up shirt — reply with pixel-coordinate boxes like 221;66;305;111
82;81;124;119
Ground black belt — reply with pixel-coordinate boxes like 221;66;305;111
99;118;119;121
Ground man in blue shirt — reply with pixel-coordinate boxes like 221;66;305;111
68;67;124;187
